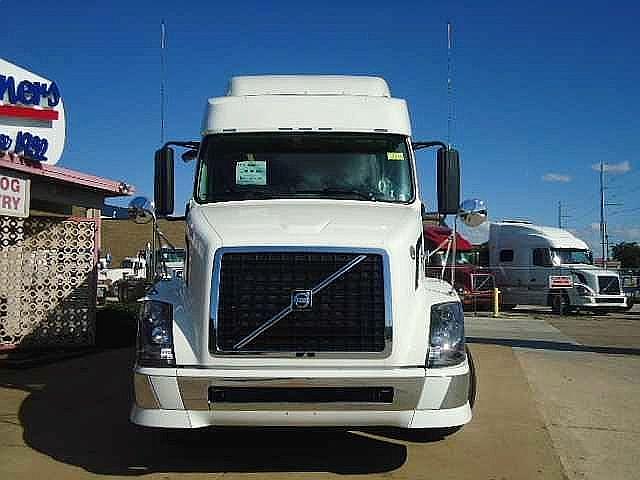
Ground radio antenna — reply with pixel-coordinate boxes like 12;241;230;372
160;19;167;145
447;21;455;148
447;21;458;289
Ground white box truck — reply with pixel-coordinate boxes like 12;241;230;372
489;220;627;313
129;75;479;432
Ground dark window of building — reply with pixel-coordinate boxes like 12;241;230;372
500;249;514;262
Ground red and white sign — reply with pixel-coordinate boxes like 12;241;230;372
549;275;573;289
0;58;66;165
0;174;30;218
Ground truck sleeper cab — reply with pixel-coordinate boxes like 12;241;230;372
489;221;627;312
131;76;474;431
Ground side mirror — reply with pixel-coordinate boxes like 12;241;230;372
154;147;175;216
459;198;488;227
436;147;460;215
181;149;198;162
128;196;154;224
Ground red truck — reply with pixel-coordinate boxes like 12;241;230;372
424;225;495;310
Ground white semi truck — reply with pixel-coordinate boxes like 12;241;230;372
489;221;627;313
130;75;481;432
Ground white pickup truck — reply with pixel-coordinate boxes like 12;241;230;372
97;256;147;300
130;75;480;433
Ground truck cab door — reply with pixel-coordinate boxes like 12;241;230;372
530;248;553;305
493;247;524;305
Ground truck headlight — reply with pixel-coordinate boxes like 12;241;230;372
427;302;465;367
137;301;175;367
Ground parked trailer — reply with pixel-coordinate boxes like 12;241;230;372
489;221;627;313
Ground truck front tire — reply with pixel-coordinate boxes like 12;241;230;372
467;346;477;409
623;297;635;312
550;292;573;315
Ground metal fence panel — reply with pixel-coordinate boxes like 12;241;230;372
0;216;97;349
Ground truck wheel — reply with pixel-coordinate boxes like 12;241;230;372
623;297;635;312
551;293;571;315
467;346;477;409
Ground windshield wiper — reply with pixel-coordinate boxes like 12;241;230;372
208;186;282;200
295;188;376;201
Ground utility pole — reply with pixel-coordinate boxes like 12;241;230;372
557;201;570;229
600;161;606;268
598;161;623;268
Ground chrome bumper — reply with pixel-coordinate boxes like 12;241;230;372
132;364;471;428
574;295;627;307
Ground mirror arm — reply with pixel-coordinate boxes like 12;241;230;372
157;229;176;250
161;140;200;150
412;141;449;151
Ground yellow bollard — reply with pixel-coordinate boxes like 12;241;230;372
493;288;500;317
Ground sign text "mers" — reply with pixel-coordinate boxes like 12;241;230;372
0;75;61;107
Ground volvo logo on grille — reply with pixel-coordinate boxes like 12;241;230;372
292;290;313;310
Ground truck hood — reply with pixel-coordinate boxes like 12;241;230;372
196;200;419;249
563;264;620;277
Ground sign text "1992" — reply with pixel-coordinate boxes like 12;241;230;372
0;131;48;161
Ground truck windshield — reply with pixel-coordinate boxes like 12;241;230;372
552;249;593;265
196;133;414;203
159;249;185;262
428;251;476;267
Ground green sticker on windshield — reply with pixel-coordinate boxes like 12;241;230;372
236;160;267;185
387;152;404;160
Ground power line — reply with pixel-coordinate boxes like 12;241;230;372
609;205;640;216
608;166;638;183
560;190;601;223
567;198;607;221
614;183;640;197
569;203;600;226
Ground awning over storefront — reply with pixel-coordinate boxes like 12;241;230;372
0;151;133;213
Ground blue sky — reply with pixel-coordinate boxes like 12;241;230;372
2;0;639;249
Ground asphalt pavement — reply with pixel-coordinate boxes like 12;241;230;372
0;306;638;479
468;305;640;480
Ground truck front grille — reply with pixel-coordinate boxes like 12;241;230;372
212;251;387;354
472;273;495;292
598;276;620;295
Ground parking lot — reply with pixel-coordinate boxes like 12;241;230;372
1;306;638;480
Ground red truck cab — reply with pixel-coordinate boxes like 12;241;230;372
424;225;495;309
